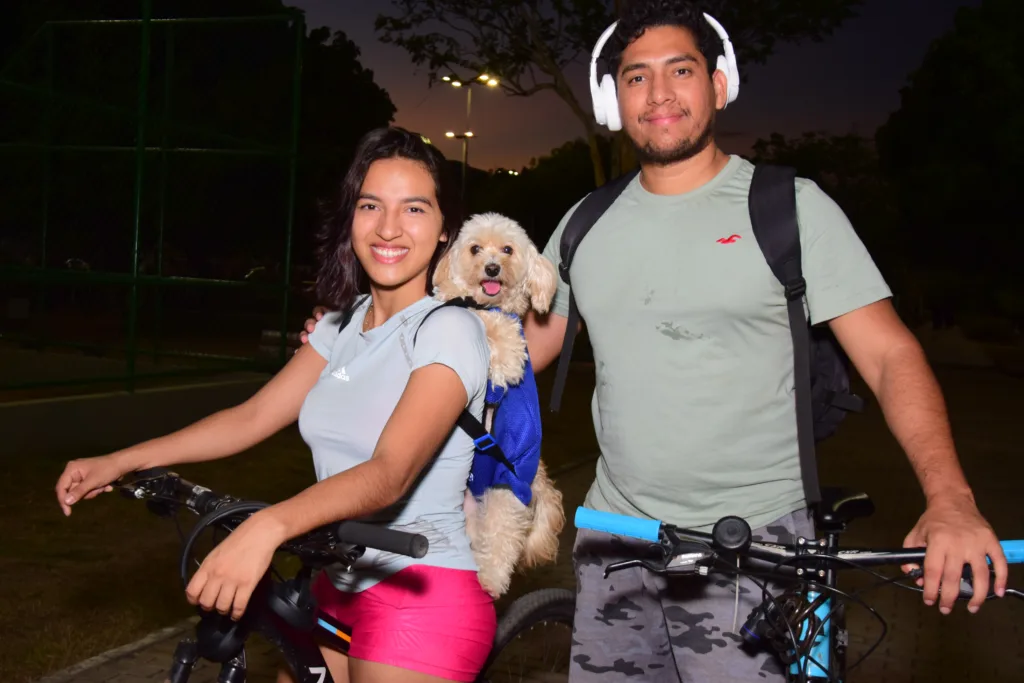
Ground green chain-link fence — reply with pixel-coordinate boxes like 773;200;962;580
0;2;308;395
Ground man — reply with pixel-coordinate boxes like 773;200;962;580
302;2;1007;680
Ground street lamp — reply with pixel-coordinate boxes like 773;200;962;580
441;71;500;207
445;131;475;207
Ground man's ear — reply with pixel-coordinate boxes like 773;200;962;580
712;68;729;111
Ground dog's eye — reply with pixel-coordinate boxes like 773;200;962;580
470;245;481;255
502;246;514;255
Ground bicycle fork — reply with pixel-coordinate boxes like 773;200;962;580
165;637;247;683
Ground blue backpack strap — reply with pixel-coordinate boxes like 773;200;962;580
412;297;517;476
456;410;517;476
747;164;821;506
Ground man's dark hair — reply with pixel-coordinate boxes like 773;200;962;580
609;0;725;78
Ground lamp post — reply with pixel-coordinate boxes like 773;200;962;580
441;72;499;207
445;130;475;207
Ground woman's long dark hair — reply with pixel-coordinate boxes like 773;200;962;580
314;127;462;311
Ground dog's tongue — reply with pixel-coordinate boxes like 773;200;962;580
482;280;502;296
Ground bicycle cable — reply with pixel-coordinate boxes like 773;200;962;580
764;554;890;677
710;557;816;683
711;555;890;683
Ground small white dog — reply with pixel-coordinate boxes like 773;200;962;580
433;212;566;597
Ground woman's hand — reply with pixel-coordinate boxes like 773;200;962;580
55;454;129;516
186;510;288;621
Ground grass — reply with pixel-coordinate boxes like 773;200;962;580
0;364;599;683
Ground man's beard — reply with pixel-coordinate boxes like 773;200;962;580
631;111;715;166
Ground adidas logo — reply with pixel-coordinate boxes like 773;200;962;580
331;366;350;381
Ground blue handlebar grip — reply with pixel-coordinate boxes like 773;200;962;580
1001;540;1024;564
574;507;662;542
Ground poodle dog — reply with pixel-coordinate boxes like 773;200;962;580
432;212;566;597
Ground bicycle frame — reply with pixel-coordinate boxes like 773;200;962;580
114;470;392;683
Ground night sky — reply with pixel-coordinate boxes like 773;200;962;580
288;0;980;170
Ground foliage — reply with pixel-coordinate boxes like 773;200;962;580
876;0;1024;278
875;0;1024;324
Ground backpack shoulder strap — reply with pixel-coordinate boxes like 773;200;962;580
549;168;639;412
412;296;485;345
411;297;517;475
748;164;822;506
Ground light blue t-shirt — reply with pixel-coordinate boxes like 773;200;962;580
298;294;490;592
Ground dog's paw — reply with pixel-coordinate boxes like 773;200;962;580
478;311;528;388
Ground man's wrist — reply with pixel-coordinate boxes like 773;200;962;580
923;481;975;507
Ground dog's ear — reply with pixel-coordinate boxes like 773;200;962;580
525;249;558;315
432;244;463;301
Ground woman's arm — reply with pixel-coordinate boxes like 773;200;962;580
185;361;470;619
261;361;468;538
56;345;327;512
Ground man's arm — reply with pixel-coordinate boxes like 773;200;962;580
523;310;579;374
828;299;1007;614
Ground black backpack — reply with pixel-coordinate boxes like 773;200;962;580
547;164;864;505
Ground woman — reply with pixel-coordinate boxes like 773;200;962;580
54;127;497;683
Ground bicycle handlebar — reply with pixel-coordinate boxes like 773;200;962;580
575;506;1024;572
118;467;429;560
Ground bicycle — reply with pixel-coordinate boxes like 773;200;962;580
574;487;1024;683
112;467;575;683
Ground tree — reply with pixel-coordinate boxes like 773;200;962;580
876;0;1024;323
1;0;395;276
376;0;862;187
469;136;611;245
750;131;902;290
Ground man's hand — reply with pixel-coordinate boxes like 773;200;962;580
902;492;1007;614
299;305;328;345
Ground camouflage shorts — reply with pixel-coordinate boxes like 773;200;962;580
570;508;814;683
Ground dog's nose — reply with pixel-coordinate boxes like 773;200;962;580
485;264;501;278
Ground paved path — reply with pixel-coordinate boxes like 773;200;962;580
33;367;1024;682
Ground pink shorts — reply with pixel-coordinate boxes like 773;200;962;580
312;564;497;682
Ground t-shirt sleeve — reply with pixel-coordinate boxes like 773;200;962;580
307;311;344;361
541;197;586;319
411;307;490;405
796;179;893;325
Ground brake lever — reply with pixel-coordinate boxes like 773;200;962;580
604;558;669;578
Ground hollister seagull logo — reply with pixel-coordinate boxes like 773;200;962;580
716;234;742;244
331;366;350;381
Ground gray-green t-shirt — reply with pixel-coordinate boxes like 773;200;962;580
542;155;891;531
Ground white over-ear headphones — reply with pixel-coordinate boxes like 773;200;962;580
589;12;740;132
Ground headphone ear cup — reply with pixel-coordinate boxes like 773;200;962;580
600;74;622;132
715;55;730;106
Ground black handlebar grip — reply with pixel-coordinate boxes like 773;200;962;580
132;466;171;480
336;521;429;559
